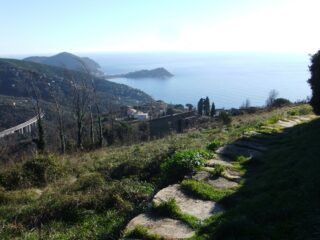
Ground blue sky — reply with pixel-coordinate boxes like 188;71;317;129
1;0;320;55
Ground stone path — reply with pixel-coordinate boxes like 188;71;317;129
124;114;315;239
154;184;224;220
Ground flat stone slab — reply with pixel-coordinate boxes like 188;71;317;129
207;177;239;189
126;213;195;239
217;144;263;159
276;120;297;128
295;115;315;121
233;140;267;152
153;184;224;220
193;170;211;181
206;159;233;167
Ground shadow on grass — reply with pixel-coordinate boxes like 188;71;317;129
197;118;320;240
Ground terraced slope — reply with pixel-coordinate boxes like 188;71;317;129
124;115;316;239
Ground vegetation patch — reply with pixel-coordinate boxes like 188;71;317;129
152;198;200;229
208;165;226;179
206;139;222;151
160;150;212;184
181;179;234;202
125;225;164;240
195;117;320;240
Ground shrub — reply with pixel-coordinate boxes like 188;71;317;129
298;105;313;115
160;150;211;184
0;168;24;190
288;109;299;116
22;155;62;187
265;115;283;125
219;111;232;125
271;98;291;108
207;139;222;151
74;172;105;191
111;161;145;179
209;165;225;179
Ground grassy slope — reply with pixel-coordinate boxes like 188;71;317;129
196;114;320;239
0;104;317;239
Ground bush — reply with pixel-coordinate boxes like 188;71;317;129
219;111;232;125
0;168;24;190
160;150;211;184
298;105;313;115
22;155;62;187
209;165;225;179
271;98;291;108
74;172;105;191
207;139;222;151
111;161;145;179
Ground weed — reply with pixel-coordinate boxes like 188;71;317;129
181;179;234;202
206;140;222;151
125;225;164;240
208;165;225;179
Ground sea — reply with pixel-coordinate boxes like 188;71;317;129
79;52;311;109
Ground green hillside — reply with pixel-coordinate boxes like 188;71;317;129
0;104;318;239
0;58;153;129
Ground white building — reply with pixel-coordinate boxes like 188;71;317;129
134;112;149;121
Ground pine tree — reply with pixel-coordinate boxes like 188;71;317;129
204;97;210;116
197;98;204;115
210;102;216;117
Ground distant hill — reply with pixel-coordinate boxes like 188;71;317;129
107;67;174;79
0;58;154;128
24;52;104;76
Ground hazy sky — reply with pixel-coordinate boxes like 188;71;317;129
1;0;320;55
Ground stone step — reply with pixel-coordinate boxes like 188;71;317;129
207;177;239;189
233;140;267;152
206;158;233;167
125;213;195;239
295;115;314;121
216;144;263;159
153;184;224;220
192;170;240;189
276;120;297;128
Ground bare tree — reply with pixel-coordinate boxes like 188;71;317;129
78;61;104;148
64;69;91;150
48;81;66;154
73;75;90;149
266;89;279;107
241;98;251;109
24;71;45;152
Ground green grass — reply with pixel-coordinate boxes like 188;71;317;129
0;104;314;239
195;117;320;240
151;198;200;229
207;164;226;179
181;179;235;202
125;225;164;240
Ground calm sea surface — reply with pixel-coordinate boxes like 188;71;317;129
88;52;311;109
